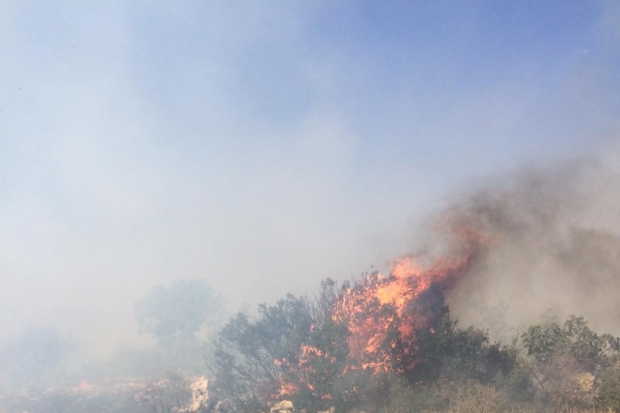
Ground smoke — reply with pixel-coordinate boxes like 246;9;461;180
1;1;619;377
440;158;620;339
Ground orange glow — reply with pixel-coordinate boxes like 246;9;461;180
332;253;474;374
278;382;299;397
271;223;495;400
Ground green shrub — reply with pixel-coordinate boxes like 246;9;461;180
598;365;620;412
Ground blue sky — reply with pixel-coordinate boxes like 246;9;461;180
1;1;619;354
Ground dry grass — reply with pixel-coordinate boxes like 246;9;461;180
434;381;506;413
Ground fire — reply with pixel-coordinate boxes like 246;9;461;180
270;225;493;401
332;253;474;374
277;382;299;397
274;344;338;399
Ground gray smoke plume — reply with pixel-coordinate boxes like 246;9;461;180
436;158;620;340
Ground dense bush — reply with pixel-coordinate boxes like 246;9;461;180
518;314;620;410
135;279;225;374
207;277;520;413
5;274;620;413
0;326;74;389
598;364;620;412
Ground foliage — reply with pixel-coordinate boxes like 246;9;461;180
434;380;508;413
6;273;620;413
202;269;620;413
518;314;620;410
135;372;192;413
598;364;620;412
207;293;315;410
207;278;519;413
135;279;224;349
381;377;442;413
520;314;620;369
0;325;73;389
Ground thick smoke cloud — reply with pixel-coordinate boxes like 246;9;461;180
442;158;620;339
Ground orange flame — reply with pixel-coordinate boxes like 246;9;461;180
278;382;299;397
332;254;474;374
273;224;495;399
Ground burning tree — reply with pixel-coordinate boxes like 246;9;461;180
206;175;620;413
207;253;518;413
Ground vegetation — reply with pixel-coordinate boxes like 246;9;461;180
134;279;225;348
3;276;620;413
0;326;74;389
134;279;225;373
207;276;620;413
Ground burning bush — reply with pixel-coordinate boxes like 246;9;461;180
207;255;519;413
207;264;620;413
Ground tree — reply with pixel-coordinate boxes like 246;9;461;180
135;279;224;349
1;325;73;388
518;314;620;409
207;277;519;413
207;293;315;410
520;314;620;369
598;364;620;412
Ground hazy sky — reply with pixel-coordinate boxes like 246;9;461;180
1;1;619;355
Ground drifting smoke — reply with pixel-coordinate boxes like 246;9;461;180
441;158;620;340
3;158;619;412
271;157;620;400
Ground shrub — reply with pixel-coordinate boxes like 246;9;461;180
598;365;620;412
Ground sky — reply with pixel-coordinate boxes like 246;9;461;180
1;1;619;355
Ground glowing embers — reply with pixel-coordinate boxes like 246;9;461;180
275;345;337;398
